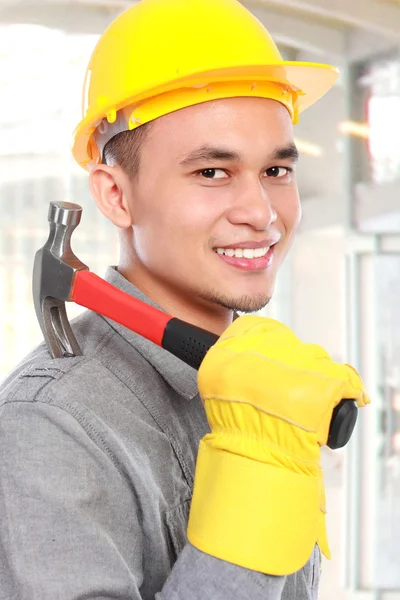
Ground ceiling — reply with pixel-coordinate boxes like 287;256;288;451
249;0;400;34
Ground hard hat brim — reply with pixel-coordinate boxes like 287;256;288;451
73;61;339;169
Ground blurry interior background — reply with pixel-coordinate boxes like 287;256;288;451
0;0;400;598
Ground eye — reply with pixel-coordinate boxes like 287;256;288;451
265;167;292;178
199;168;228;180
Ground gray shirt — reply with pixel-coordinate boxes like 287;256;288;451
0;267;321;599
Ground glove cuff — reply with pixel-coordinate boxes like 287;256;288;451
188;439;323;576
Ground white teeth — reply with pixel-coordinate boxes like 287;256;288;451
254;247;268;258
246;249;263;259
214;247;269;259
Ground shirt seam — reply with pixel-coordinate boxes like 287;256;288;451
18;325;114;384
99;353;194;490
99;314;198;400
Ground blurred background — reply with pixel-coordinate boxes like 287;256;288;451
0;0;399;598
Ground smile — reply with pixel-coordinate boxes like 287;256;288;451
214;247;269;259
213;245;276;271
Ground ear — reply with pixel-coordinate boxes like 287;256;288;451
89;164;133;228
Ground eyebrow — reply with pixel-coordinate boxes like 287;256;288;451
179;143;299;167
179;146;240;167
272;142;299;163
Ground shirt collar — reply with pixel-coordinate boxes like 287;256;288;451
102;267;199;400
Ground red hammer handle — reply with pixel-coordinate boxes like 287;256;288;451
71;271;172;347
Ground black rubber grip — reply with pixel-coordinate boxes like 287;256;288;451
162;317;358;449
162;317;218;370
327;399;358;449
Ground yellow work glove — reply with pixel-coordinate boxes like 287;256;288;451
187;315;370;576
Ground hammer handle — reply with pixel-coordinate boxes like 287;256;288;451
72;270;172;346
72;270;357;450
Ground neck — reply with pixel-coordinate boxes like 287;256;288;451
117;263;234;338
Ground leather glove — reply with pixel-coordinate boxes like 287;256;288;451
187;316;370;576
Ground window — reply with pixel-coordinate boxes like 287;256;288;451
0;24;116;378
361;56;400;184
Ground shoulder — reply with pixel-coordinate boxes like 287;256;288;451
0;309;157;425
0;315;167;478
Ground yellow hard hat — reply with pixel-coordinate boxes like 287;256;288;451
72;0;339;170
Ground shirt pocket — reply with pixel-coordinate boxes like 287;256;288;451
165;498;191;561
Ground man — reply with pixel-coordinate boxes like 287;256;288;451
0;0;370;599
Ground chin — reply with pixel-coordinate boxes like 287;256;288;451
198;287;272;314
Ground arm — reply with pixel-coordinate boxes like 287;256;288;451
0;401;286;600
0;401;144;599
156;544;286;600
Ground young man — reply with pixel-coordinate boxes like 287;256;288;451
0;1;370;598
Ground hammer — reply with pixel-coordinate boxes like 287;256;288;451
33;201;358;450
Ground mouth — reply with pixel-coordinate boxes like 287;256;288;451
212;243;278;271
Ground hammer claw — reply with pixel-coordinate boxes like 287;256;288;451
41;297;83;359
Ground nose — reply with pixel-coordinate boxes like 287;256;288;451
227;178;277;230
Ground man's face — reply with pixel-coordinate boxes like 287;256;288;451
125;97;301;313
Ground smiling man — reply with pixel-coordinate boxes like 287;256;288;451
0;1;370;599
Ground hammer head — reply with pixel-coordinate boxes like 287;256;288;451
33;201;89;359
